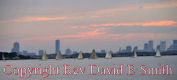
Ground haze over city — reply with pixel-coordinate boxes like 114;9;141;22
0;0;177;53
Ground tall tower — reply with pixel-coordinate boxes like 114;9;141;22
126;45;132;52
55;40;60;54
148;40;153;51
159;41;166;52
11;42;20;54
144;43;148;51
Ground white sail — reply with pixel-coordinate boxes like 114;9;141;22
42;51;48;60
155;49;161;57
132;50;137;57
56;51;62;60
78;51;83;59
105;51;112;59
90;49;97;59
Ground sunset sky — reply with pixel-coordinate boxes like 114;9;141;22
0;0;177;53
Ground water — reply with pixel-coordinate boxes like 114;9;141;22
0;56;177;80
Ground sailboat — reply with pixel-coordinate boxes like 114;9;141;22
42;51;48;60
132;50;137;57
155;49;161;57
56;51;62;60
105;51;112;59
78;51;83;59
90;49;97;59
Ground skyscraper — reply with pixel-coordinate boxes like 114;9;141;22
38;50;44;56
159;41;166;52
174;40;177;44
148;40;154;51
55;40;60;54
11;42;20;54
174;40;177;50
167;40;177;51
126;45;132;52
134;46;138;51
143;40;155;52
144;43;148;51
100;49;106;53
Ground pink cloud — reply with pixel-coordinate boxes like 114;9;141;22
90;16;100;18
71;20;177;29
71;25;88;29
87;7;136;15
141;21;177;26
92;21;177;27
19;27;106;41
4;17;69;22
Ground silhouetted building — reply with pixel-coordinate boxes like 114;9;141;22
143;40;155;52
159;41;166;52
55;40;60;54
73;51;78;54
27;52;36;56
100;49;106;53
168;40;177;51
21;50;36;56
38;50;44;56
134;46;138;51
11;42;20;54
126;46;132;52
144;43;148;51
148;40;153;50
65;48;72;55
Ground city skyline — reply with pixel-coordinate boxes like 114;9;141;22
0;0;177;53
9;39;177;54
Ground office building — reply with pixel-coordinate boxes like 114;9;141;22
65;48;72;55
38;50;44;56
55;40;60;54
168;40;177;51
126;45;132;52
11;42;20;54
